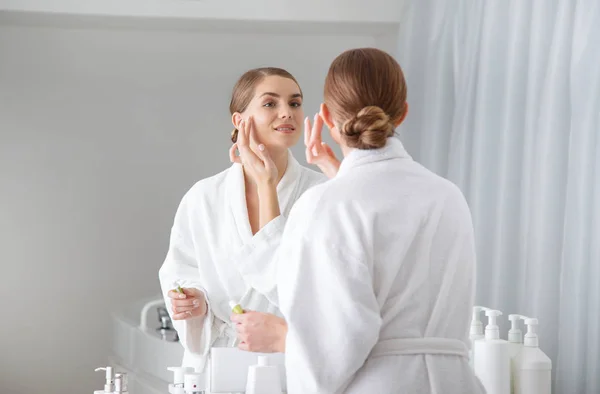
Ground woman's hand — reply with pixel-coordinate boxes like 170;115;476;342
231;310;287;353
305;113;340;179
167;287;208;320
229;116;278;187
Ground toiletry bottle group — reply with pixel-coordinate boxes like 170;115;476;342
470;306;552;394
94;367;128;394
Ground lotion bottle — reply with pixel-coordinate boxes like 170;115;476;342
513;318;552;394
245;355;282;394
470;306;490;368
473;309;510;394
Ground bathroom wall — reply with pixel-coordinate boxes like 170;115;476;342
0;0;405;23
0;9;399;394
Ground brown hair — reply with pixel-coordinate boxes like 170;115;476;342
229;67;302;143
324;48;407;150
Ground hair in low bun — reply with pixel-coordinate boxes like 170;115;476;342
324;48;407;150
341;106;394;150
231;128;239;143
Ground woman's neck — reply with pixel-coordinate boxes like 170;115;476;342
340;144;355;158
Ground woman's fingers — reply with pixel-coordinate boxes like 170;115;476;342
237;118;260;164
172;310;195;320
304;116;312;146
167;286;208;320
229;143;241;163
321;142;336;158
305;144;313;164
168;289;186;299
247;117;261;152
171;298;206;320
231;312;248;323
310;113;324;150
172;304;198;313
255;142;272;167
171;298;202;308
248;121;274;169
237;118;249;148
303;113;325;158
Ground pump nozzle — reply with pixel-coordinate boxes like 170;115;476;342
94;366;115;393
523;317;539;347
114;373;128;393
168;367;195;387
470;306;492;338
484;309;502;340
508;314;528;343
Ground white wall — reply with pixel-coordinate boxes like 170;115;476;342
0;0;406;23
0;12;397;394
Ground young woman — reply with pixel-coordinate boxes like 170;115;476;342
234;48;485;393
158;67;326;373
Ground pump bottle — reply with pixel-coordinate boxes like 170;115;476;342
168;367;195;394
508;315;525;358
507;314;527;393
184;372;206;394
245;355;282;394
473;309;510;394
470;306;490;368
513;318;552;394
114;373;129;394
94;366;115;394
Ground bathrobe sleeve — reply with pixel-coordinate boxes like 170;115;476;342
158;195;225;371
228;215;287;306
276;192;383;394
228;169;327;307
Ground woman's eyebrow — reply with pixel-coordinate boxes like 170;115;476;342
258;92;303;99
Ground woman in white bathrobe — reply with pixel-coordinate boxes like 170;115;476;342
234;48;485;393
158;67;326;373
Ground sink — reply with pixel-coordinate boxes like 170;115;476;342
110;296;184;390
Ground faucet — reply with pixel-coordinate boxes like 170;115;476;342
137;298;179;342
157;306;170;324
157;306;179;342
139;298;167;332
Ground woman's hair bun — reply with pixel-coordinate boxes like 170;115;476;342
341;106;394;150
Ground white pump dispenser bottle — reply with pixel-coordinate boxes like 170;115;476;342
508;314;527;393
114;373;129;394
508;314;525;357
473;309;510;394
168;367;195;394
245;355;282;394
469;306;490;368
513;318;552;394
184;372;206;394
94;366;115;394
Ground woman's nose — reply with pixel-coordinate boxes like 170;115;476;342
280;108;293;119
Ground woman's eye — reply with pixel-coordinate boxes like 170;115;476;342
290;102;302;108
263;102;275;107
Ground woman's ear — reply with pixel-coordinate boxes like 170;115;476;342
395;102;409;127
232;112;243;129
321;102;342;145
320;103;336;130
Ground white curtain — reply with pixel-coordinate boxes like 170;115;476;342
394;1;600;393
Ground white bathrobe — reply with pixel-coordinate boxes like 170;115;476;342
268;138;485;394
158;152;325;373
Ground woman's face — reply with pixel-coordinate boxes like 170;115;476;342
234;76;304;151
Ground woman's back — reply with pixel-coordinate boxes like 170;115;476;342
278;137;484;393
340;139;476;344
